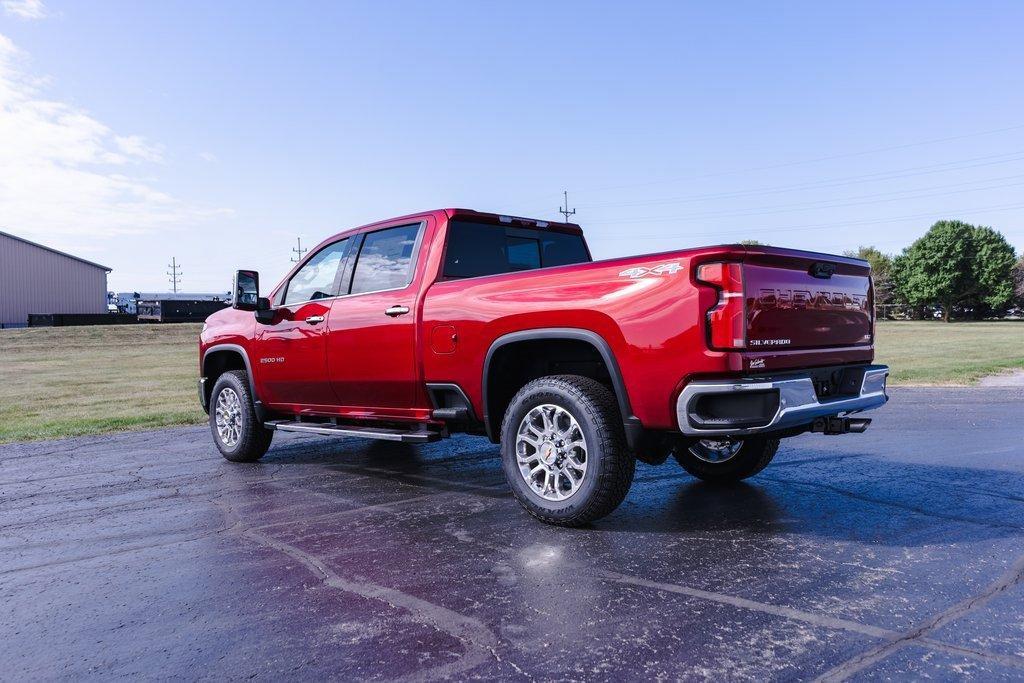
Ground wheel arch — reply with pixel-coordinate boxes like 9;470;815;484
481;328;642;447
202;344;267;421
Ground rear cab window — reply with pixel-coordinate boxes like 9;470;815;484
443;221;590;279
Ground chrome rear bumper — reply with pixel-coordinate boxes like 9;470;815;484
676;364;888;436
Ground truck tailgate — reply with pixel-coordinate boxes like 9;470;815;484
743;248;873;350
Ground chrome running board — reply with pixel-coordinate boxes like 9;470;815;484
264;420;442;444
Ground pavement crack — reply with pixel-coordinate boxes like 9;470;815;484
760;475;1024;532
440;523;1024;676
814;551;1024;681
918;637;1024;670
0;514;243;576
238;523;501;680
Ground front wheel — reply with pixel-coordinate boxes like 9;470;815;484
500;375;635;527
209;370;273;462
672;436;779;484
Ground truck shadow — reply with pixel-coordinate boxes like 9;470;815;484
258;435;1024;546
261;436;510;498
605;454;1024;546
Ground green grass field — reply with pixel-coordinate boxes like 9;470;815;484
874;320;1024;385
1;320;1021;443
0;324;205;443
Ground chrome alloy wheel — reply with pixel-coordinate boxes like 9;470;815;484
215;387;243;448
516;404;588;502
689;438;743;464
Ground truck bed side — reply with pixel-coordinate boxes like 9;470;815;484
422;244;875;432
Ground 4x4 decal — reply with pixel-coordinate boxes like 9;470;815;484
619;262;683;279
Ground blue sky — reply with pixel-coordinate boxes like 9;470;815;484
1;1;1022;291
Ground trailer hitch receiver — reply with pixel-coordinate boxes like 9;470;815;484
811;416;871;435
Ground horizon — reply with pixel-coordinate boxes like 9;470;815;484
1;1;1022;291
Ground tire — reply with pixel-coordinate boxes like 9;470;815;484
672;436;779;484
209;370;273;463
500;375;635;527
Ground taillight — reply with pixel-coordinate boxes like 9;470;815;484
696;262;746;349
868;274;876;341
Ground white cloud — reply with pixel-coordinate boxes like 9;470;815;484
2;0;49;20
115;135;165;163
0;33;230;240
199;151;218;162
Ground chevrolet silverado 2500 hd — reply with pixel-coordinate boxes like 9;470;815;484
199;208;888;526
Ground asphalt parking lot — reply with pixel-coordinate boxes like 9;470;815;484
2;387;1023;680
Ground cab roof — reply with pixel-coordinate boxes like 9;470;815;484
443;208;584;234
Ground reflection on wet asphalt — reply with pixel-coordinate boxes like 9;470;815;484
2;388;1023;680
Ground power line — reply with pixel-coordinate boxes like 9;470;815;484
582;150;1024;210
574;122;1024;196
581;174;1024;226
166;257;182;293
290;237;308;263
559;190;576;223
593;200;1024;242
515;121;1024;214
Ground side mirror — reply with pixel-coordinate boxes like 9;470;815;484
255;297;275;324
232;270;259;311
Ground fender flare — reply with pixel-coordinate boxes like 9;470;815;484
481;328;642;447
202;343;267;422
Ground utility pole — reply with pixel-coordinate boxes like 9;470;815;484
291;237;308;263
167;257;182;293
559;190;576;223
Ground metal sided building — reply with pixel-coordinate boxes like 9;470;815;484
0;230;112;328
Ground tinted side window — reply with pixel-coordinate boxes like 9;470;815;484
443;221;589;279
283;239;349;305
349;224;421;295
443;225;506;278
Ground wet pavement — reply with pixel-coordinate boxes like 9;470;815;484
2;387;1023;681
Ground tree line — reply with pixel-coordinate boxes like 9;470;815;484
843;221;1022;322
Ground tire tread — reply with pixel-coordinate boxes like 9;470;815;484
501;375;634;526
210;369;273;463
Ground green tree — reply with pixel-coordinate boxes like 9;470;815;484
739;239;762;246
894;220;1017;321
1013;255;1024;307
844;246;896;312
894;221;976;322
968;226;1017;315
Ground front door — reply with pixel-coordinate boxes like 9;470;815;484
327;222;424;413
254;238;351;407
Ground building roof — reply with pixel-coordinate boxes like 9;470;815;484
0;229;112;272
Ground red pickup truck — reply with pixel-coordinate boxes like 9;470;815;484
199;208;888;526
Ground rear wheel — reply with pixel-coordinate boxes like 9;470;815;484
500;375;635;527
209;370;273;462
673;436;779;483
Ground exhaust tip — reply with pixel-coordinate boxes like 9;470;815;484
847;418;871;433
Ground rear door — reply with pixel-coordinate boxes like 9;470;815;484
254;238;352;407
743;249;873;349
326;221;427;414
